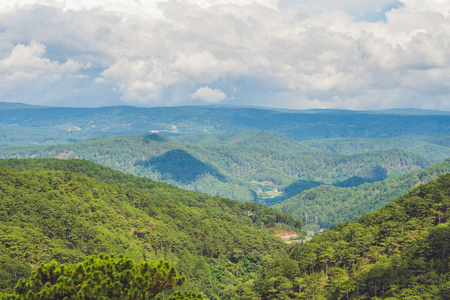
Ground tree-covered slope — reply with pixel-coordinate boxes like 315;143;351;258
275;159;450;229
174;130;319;153
243;173;450;299
177;131;450;162
0;135;433;203
304;135;450;162
1;254;201;300
0;158;302;299
0;158;300;228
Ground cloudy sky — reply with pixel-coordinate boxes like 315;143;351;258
0;0;449;110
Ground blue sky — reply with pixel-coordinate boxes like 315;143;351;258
0;0;449;110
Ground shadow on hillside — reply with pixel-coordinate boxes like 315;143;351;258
334;166;388;188
135;149;226;184
143;134;169;143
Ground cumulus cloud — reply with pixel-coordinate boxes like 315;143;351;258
0;0;449;110
191;86;227;103
0;41;86;76
0;40;96;106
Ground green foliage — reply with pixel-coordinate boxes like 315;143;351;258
0;134;434;203
304;135;450;162
174;130;319;153
247;173;450;299
0;158;302;231
275;159;450;228
0;159;302;298
263;180;323;206
1;254;201;300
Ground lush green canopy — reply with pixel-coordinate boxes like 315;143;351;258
1;254;202;300
275;159;450;229
0;133;434;202
243;173;450;299
0;159;301;298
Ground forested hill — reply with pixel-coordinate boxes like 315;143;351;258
0;134;433;202
0;158;302;299
173;130;318;153
1;103;450;146
303;135;450;162
175;131;450;161
243;173;450;299
275;159;450;229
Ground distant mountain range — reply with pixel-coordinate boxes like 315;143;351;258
1;102;450;146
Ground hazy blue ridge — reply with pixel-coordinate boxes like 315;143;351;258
1;105;450;146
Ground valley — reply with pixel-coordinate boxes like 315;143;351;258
0;103;449;299
0;158;302;298
2;0;450;298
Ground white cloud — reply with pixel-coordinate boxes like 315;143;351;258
0;41;98;106
0;41;87;90
191;86;227;103
173;51;241;82
0;41;85;76
0;0;449;110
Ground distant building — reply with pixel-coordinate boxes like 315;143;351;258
306;230;315;236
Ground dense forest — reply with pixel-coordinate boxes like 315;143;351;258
176;131;450;162
241;173;450;299
303;135;450;162
173;130;318;153
275;159;450;229
0;134;435;203
1;254;202;299
0;158;302;299
1;159;449;299
1;103;449;299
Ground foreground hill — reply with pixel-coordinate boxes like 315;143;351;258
0;158;301;298
275;159;450;229
241;173;450;299
1;103;450;146
0;134;433;202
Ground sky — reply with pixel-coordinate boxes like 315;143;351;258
0;0;449;110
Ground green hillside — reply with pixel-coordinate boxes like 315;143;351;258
0;158;302;299
304;135;450;162
242;173;450;299
0;253;202;300
275;159;450;229
174;130;319;153
177;131;450;162
0;134;433;203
